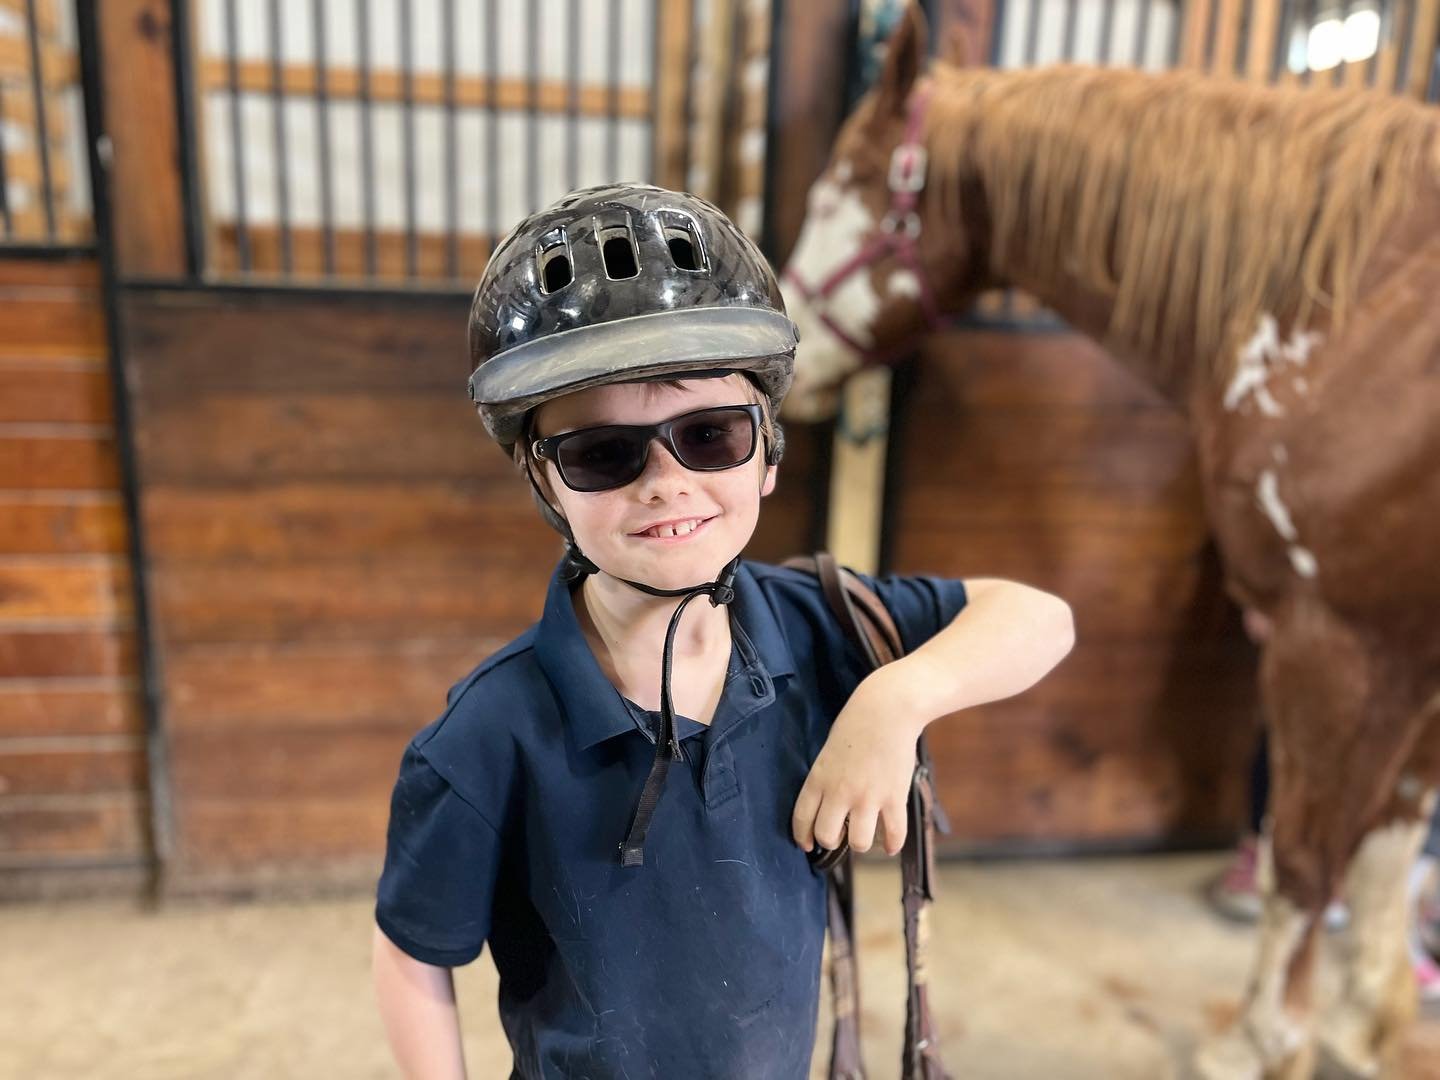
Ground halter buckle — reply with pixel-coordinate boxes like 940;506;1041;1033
881;210;921;239
888;143;928;193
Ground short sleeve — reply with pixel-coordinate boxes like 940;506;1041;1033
375;743;502;967
852;572;969;654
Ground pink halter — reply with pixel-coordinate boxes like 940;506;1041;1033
783;85;944;367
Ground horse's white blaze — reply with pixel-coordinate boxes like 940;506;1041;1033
1322;802;1436;1075
888;269;921;298
782;178;880;418
1225;313;1325;417
834;159;853;183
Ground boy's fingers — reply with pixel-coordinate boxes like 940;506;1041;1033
846;805;879;854
814;796;850;852
882;804;908;855
792;783;821;848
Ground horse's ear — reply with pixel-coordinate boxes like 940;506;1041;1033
873;2;929;118
939;20;978;67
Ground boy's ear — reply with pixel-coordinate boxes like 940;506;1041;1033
761;463;778;497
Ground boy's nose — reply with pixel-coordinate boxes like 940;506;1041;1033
633;437;692;500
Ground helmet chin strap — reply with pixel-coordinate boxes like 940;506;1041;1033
569;541;742;868
525;441;753;865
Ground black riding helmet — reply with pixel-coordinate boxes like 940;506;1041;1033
467;183;797;455
466;184;799;867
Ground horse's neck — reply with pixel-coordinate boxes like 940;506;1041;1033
983;241;1197;410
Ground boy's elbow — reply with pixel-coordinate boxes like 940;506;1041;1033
1049;594;1076;662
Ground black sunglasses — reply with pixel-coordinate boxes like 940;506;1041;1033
530;403;763;493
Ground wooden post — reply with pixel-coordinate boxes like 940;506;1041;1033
826;368;893;575
1211;0;1245;75
652;0;694;192
1405;0;1439;100
1181;0;1215;68
1245;0;1283;82
96;0;188;278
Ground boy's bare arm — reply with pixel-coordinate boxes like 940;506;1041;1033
372;922;469;1080
793;578;1075;856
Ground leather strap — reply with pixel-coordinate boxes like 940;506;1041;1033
782;553;952;1080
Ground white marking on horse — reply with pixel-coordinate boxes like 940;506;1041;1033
1257;470;1298;541
1322;803;1437;1075
888;269;921;298
1225;314;1325;417
834;159;853;183
782;177;881;417
1257;470;1320;580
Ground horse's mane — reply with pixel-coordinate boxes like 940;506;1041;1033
923;63;1438;380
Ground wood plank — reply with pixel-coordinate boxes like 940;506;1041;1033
1406;0;1440;100
1210;0;1244;75
0;206;94;244
98;0;187;277
0;256;99;290
691;0;735;203
0;558;132;620
652;0;695;191
143;482;546;560
130;394;490;483
0;435;119;489
121;290;468;399
0;628;137;678
148;555;550;645
0;496;127;555
175;797;387;864
0;36;76;86
0;684;140;737
209;224;494;282
1245;0;1282;83
0;364;112;424
169;728;404;801
890;412;1197;494
2;148;74;193
1181;0;1214;68
196;58;652;118
0;743;146;797
0;0;60;38
0;794;147;857
0;296;106;359
162;639;497;733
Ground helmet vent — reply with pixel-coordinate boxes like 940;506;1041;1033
599;226;640;280
536;230;573;294
658;211;707;272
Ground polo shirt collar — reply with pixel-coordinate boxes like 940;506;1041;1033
532;558;796;752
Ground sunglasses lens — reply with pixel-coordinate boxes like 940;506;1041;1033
672;407;757;470
556;430;647;491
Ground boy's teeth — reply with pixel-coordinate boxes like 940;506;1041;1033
649;519;699;537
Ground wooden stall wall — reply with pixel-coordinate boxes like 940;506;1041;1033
118;286;816;893
886;328;1258;850
0;257;152;898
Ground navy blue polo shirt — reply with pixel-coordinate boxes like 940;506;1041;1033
376;557;967;1079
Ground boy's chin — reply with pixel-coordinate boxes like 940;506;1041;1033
599;543;743;592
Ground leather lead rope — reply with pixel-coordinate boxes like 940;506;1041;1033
785;552;952;1080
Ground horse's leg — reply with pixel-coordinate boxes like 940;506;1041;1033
1319;705;1440;1078
1196;597;1420;1080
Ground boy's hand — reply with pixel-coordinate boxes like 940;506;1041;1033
791;671;922;857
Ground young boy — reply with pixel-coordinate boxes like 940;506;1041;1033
372;184;1075;1079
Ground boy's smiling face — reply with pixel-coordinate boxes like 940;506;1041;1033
531;374;777;590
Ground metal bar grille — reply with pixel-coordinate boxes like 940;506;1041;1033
268;0;292;274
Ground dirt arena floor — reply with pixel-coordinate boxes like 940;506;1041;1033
2;852;1437;1079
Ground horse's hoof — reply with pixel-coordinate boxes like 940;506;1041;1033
1194;1030;1265;1080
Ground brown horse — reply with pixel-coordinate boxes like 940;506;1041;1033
779;7;1440;1078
